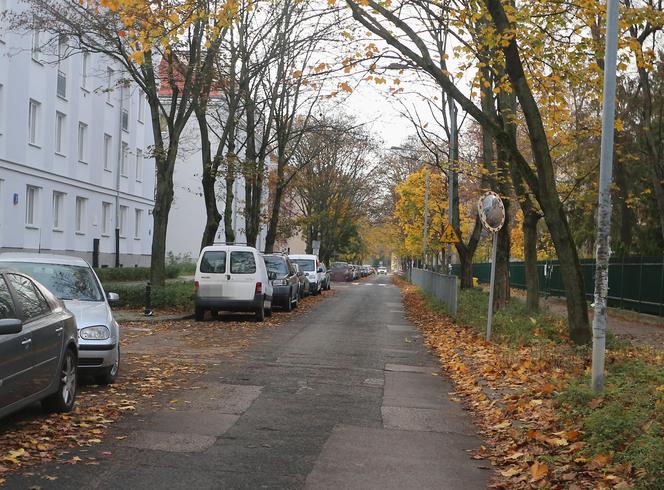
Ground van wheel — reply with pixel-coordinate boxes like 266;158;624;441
43;348;77;413
255;302;265;322
195;307;205;322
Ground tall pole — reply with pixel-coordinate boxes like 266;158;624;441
486;232;498;341
591;0;619;392
423;170;430;269
448;95;458;273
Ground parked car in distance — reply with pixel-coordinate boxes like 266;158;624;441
263;254;299;311
0;253;121;385
0;269;79;419
194;245;274;322
292;264;310;298
319;262;331;291
289;255;324;295
377;266;388;275
330;262;352;282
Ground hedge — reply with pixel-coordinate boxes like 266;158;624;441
108;281;194;309
95;263;196;282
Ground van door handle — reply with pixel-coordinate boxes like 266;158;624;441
226;274;231;280
55;327;64;334
21;338;32;347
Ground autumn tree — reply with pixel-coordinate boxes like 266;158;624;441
344;0;592;343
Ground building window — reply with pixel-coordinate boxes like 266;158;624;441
137;94;145;123
106;67;113;103
135;149;143;181
55;112;66;154
75;196;87;233
120;142;128;176
81;51;90;89
103;134;112;171
56;35;67;98
77;122;87;162
119;205;128;237
102;202;112;236
28;99;41;145
25;185;39;226
31;29;41;62
134;209;142;239
121;83;129;131
52;191;65;230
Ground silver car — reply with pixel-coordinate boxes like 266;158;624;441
0;269;79;418
0;253;121;385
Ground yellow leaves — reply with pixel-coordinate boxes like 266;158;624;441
530;461;548;481
3;448;27;464
292;70;303;78
327;0;336;5
131;50;145;65
339;82;353;93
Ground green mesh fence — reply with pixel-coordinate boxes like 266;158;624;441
452;257;664;317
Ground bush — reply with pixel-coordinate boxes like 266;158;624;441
108;281;194;310
95;263;195;282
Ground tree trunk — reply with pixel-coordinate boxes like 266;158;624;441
264;175;284;253
196;106;222;250
150;152;176;286
523;210;540;312
485;0;590;344
224;159;236;245
494;192;511;310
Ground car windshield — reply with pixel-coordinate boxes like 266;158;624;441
292;259;315;272
2;261;104;301
264;256;289;275
332;262;348;269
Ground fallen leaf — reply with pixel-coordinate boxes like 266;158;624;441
530;461;548;481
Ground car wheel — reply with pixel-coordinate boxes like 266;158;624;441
293;294;299;308
266;305;273;317
43;348;77;413
210;310;220;320
95;345;120;385
195;306;205;321
256;301;265;322
285;292;293;312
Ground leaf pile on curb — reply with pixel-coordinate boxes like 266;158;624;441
395;277;663;489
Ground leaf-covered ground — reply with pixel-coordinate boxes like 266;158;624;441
0;291;333;486
395;277;664;489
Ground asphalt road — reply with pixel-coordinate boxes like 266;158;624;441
5;275;488;489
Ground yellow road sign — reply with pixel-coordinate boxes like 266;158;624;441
441;223;461;244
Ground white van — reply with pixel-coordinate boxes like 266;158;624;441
194;245;274;322
289;254;324;295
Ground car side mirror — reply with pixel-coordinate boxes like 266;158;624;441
317;267;324;273
107;292;120;303
0;318;23;335
268;271;277;281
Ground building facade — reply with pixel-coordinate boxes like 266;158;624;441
0;1;156;266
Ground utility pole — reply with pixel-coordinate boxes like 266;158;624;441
447;95;459;273
591;0;619;392
423;170;429;269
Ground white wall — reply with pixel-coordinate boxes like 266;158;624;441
0;0;155;266
166;113;270;261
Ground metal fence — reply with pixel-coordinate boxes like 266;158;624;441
407;268;459;316
452;256;664;317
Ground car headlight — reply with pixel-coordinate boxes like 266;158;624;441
79;326;111;340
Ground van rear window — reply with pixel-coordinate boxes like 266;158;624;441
200;251;227;273
230;252;256;274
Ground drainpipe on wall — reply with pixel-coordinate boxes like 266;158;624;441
114;78;126;268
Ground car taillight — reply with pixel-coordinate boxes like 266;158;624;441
255;282;262;295
194;281;200;290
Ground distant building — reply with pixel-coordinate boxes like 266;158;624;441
158;60;270;260
0;0;155;266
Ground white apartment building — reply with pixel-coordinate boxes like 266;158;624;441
0;0;155;267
